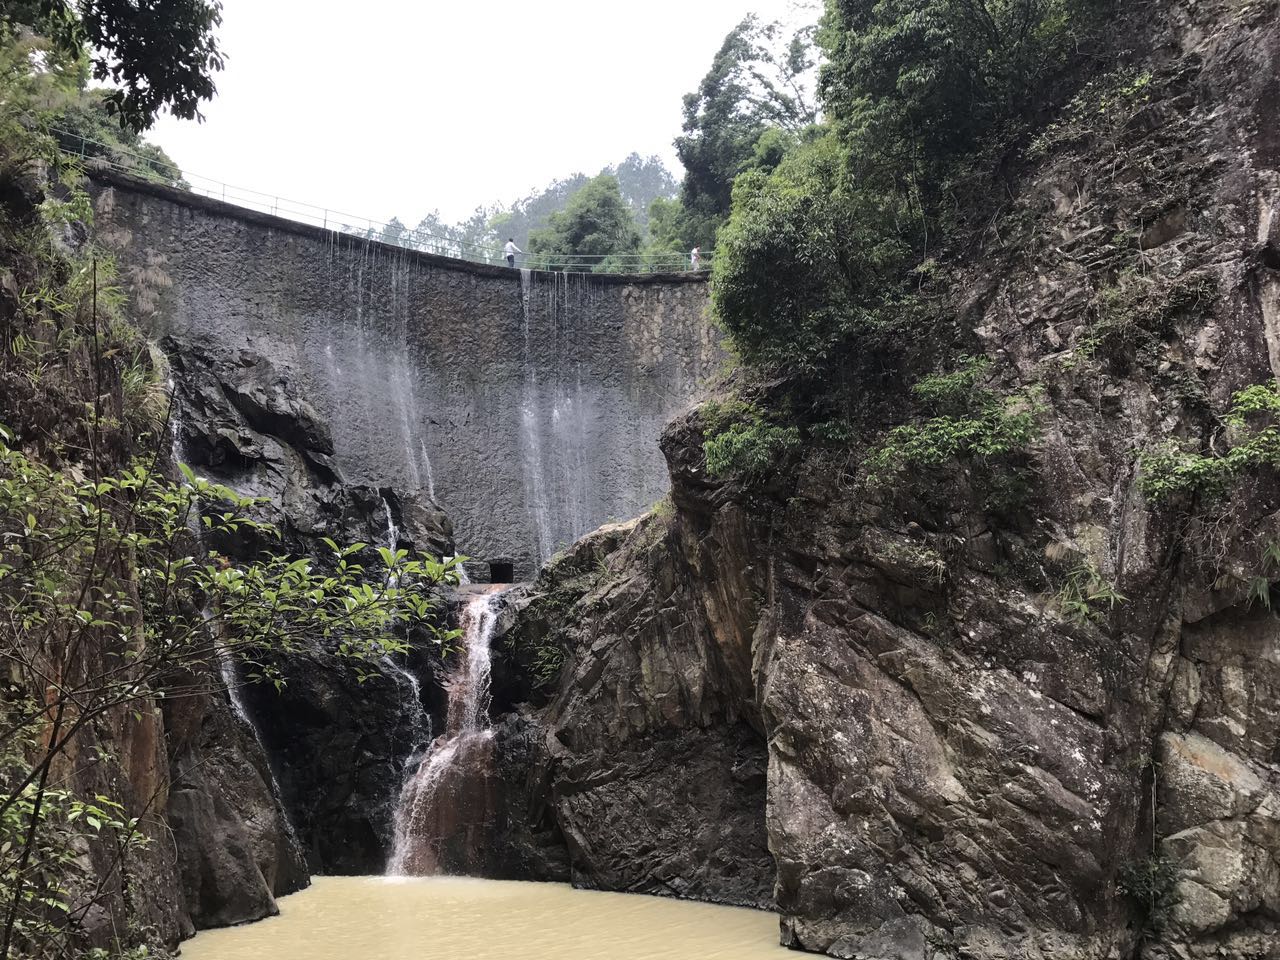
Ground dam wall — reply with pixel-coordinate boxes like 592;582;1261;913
92;171;719;575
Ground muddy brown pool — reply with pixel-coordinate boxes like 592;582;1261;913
179;876;792;959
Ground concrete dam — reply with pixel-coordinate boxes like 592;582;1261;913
92;172;719;576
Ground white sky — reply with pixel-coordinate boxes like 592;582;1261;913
147;0;803;226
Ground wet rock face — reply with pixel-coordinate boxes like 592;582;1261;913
92;180;719;578
163;671;309;928
157;317;459;875
50;662;304;948
166;337;454;562
237;638;447;874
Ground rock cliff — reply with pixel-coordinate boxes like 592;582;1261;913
0;161;306;952
497;3;1280;957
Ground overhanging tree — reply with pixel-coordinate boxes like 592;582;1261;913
673;15;820;248
1;0;225;130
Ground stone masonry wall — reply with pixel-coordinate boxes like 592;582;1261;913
91;172;720;578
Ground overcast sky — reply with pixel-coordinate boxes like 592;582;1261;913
147;0;805;227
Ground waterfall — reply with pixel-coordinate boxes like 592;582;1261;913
520;388;553;564
380;493;400;554
419;439;438;502
518;269;554;565
386;587;505;876
169;392;254;723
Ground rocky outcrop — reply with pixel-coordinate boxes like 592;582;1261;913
499;3;1280;957
41;657;305;949
236;635;446;874
167;336;453;561
498;515;774;908
163;670;308;930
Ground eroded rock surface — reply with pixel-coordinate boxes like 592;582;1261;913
163;670;308;929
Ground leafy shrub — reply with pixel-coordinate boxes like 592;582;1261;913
699;398;763;435
865;405;1037;481
1140;384;1280;502
705;420;803;479
910;356;991;410
1119;853;1181;938
1053;562;1127;624
1029;67;1154;159
526;644;566;690
865;359;1039;484
809;418;857;445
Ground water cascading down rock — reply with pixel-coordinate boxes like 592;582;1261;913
388;587;506;875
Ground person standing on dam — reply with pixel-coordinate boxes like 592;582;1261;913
690;246;701;271
504;238;522;267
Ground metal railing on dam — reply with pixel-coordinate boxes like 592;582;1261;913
55;127;714;276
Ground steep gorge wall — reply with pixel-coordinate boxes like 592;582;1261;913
497;3;1280;958
91;173;719;577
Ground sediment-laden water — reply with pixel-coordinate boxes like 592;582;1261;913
179;876;790;959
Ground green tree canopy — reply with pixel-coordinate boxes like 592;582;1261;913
711;0;1110;386
2;0;225;130
528;174;642;272
821;0;1102;200
674;15;819;247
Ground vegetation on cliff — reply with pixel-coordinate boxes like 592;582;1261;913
655;13;820;256
0;12;462;958
713;0;1111;379
0;6;186;185
674;0;1124;485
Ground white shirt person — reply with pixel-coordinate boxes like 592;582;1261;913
504;239;522;267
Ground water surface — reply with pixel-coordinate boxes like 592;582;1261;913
181;877;790;960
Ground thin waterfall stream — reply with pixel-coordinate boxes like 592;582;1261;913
387;585;507;875
519;268;554;564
